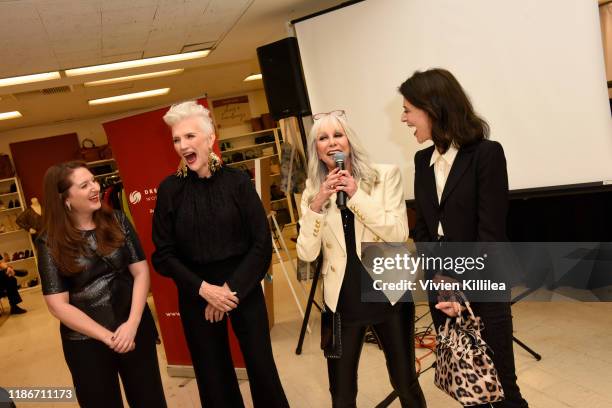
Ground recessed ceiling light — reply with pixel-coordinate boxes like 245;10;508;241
0;111;22;121
84;69;185;87
244;73;262;82
88;88;170;106
0;72;61;88
66;50;210;77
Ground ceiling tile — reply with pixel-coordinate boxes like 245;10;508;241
100;52;144;64
101;0;160;13
33;0;99;16
102;6;157;26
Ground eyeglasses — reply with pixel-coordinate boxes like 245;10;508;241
313;110;346;121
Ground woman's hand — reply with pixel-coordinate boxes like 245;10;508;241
204;304;225;323
337;170;358;198
111;320;139;353
433;274;465;317
4;266;15;278
101;329;117;348
435;301;464;317
310;168;343;213
199;282;239;312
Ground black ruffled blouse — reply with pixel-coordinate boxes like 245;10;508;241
37;211;149;341
151;167;272;301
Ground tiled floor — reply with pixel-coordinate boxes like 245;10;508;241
2;260;612;407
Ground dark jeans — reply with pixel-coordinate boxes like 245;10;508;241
178;285;289;408
327;303;426;408
0;270;22;306
430;301;529;408
62;309;166;408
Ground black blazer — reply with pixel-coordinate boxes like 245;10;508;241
412;139;509;242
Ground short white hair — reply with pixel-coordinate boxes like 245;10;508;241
163;101;215;136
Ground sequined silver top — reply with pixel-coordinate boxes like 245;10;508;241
37;211;146;341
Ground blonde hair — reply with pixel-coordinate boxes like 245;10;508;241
307;114;378;194
163;100;214;137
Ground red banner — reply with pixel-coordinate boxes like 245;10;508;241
103;99;245;369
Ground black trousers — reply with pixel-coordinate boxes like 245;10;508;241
0;270;22;306
62;309;166;408
430;302;529;408
327;303;426;408
178;286;289;408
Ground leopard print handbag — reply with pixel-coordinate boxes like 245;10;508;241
434;301;505;406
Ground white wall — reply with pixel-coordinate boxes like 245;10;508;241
601;2;612;98
213;88;270;140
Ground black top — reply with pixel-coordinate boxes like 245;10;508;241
151;167;271;301
336;209;399;325
412;139;509;242
37;211;147;341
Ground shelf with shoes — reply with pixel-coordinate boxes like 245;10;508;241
0;177;39;290
219;127;296;224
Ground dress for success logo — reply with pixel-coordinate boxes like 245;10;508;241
129;191;142;204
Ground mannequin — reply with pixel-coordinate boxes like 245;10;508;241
16;197;42;238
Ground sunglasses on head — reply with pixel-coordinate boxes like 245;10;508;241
313;110;346;121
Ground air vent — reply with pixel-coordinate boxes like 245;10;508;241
41;86;71;95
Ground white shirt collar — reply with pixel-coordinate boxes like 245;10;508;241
429;144;459;167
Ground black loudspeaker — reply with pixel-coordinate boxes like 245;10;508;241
257;37;311;121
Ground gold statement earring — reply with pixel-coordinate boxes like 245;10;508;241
208;151;222;175
176;158;188;178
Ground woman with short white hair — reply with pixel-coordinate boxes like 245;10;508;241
152;101;288;408
297;110;426;407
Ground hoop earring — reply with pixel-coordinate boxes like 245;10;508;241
208;151;222;175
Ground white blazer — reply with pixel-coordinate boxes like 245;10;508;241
296;163;408;312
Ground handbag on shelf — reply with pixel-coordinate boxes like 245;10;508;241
80;138;112;162
434;294;505;406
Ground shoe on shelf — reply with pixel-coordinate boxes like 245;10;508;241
7;200;13;209
9;183;16;193
14;198;20;208
14;269;28;277
10;305;27;315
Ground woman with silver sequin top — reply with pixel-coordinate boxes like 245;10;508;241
37;161;166;408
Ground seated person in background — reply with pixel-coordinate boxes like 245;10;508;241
0;261;27;315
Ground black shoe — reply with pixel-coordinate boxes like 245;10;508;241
10;305;27;315
14;269;28;277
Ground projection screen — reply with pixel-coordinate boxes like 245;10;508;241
294;0;612;199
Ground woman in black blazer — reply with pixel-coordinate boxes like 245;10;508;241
400;68;528;408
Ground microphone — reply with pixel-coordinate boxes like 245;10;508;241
334;152;347;210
